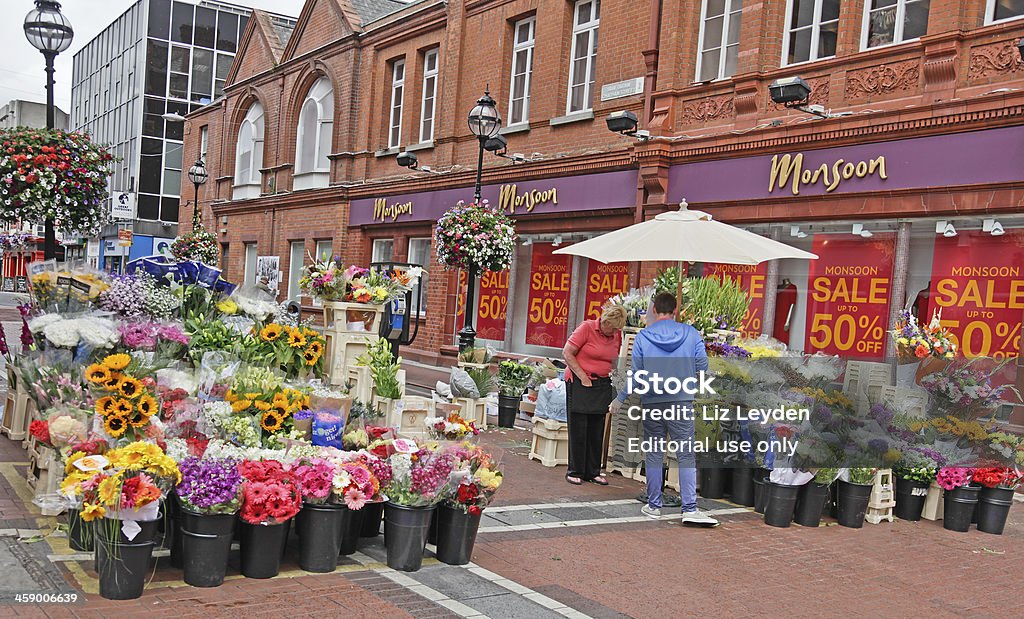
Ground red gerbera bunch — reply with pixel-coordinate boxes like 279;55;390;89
973;467;1021;489
238;459;301;524
28;420;52;448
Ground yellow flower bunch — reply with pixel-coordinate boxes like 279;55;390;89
927;416;991;441
226;387;309;434
797;387;853;410
106;442;181;484
478;467;503;491
87;354;158;439
709;357;751;383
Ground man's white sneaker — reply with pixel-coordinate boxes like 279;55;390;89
641;504;662;519
680;509;719;527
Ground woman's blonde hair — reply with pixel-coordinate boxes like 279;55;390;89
600;305;627;331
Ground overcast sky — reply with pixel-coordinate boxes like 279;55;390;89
0;0;301;116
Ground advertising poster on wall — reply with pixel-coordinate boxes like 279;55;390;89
525;244;572;347
930;230;1024;361
255;256;281;295
705;262;768;336
804;236;894;359
476;270;509;341
584;261;629;321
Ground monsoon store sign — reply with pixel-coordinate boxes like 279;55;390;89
350;170;637;225
668;125;1024;203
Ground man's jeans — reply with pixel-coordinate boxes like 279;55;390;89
642;402;698;513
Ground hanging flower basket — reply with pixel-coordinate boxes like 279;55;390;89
434;200;516;273
171;226;220;265
0;128;114;235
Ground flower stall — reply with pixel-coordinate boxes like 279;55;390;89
2;252;504;600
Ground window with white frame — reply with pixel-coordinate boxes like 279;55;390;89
234;102;264;187
315;239;333;262
864;0;930;48
244;243;257;286
420;49;439;144
288;241;305;301
408;238;432;315
389;59;406;148
508;16;535;125
372;239;394;263
567;0;600;114
988;0;1024;23
783;0;840;65
199;125;209;162
697;0;744;82
295;77;334;174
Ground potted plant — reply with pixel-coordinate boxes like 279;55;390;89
794;467;837;527
973;467;1020;535
936;467;978;532
62;443;180;600
496;360;532;428
237;460;302;578
696;415;725;499
175;457;242;587
435;445;502;565
358;339;403;423
375;439;455;571
892;461;937;522
292;457;346;573
836;467;875;528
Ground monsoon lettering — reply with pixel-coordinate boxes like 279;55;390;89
769;153;888;196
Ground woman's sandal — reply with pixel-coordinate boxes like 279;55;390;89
565;475;583;485
589;476;609;486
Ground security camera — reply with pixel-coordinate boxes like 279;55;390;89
396;151;418;168
769;77;812;105
606;110;639;134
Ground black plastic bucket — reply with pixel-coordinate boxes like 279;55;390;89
166;495;183;569
361;501;384;537
339;505;365;556
763;483;801;528
943;485;981;532
977;486;1015;535
497;395;520;428
298;503;345;573
699;466;726;499
95;518;159;600
384;502;435;572
435;504;481;566
893;477;930;522
794;482;830;527
179;509;235;587
66;509;93;552
238;520;288;578
836;480;873;528
730;466;755;507
753;474;770;514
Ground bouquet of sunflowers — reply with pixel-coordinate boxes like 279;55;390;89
225;384;310;437
256;322;326;379
85;353;159;441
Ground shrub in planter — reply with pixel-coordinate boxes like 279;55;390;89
175;458;242;587
497;361;533;428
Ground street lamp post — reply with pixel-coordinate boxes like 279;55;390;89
23;0;73;261
459;91;502;351
187;160;208;230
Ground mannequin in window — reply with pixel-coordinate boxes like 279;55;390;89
773;279;797;345
912;282;931;320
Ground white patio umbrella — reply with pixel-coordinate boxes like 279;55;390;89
553;200;817;264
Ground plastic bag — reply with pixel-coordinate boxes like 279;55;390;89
449;367;480;399
769;467;814;486
312;411;345;449
197;351;241;398
535;379;567;422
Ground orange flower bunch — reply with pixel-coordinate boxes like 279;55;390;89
86;353;158;440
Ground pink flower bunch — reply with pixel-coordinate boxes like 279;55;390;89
238;460;302;524
118;321;190;351
291;458;335;503
936;467;973;491
365;453;392;487
410;449;455;499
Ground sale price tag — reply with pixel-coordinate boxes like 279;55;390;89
804;236;894;359
525;244;572;347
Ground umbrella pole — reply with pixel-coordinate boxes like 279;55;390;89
675;260;685;322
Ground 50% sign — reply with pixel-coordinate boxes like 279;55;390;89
809;313;886;355
939;318;1021;359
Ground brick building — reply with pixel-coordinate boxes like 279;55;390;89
185;0;1024;377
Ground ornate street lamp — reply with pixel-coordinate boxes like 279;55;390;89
187;159;208;229
457;91;502;351
24;0;73;260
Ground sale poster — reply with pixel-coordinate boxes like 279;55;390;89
930;230;1024;360
584;261;629;321
804;236;894;359
525;244;572;347
476;270;510;341
705;262;768;336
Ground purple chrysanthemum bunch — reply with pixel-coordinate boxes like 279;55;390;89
176;457;243;514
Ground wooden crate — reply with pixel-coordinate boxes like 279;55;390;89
877;385;928;419
323;301;385;334
842;361;893;405
529;418;568;467
866;469;895;524
28;447;63;516
325;332;376;386
921;482;944;521
455;398;488;430
1;376;33;442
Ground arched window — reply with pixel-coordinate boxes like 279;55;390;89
295;77;333;175
234;102;264;198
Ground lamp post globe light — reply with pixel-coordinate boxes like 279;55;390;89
459;91;502;351
24;0;73;260
187;159;208;229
